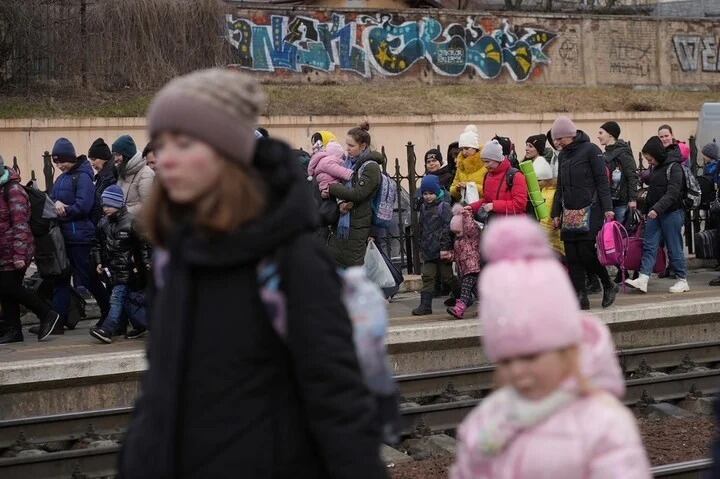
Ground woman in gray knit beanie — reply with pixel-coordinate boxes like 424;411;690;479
120;68;388;479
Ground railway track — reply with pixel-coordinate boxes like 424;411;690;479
1;340;718;478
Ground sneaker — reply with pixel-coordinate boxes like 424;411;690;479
126;328;147;339
89;327;113;344
625;274;649;293
29;324;64;336
669;279;690;293
38;311;61;342
709;277;720;286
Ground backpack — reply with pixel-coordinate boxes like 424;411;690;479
596;220;629;268
3;181;70;277
72;172;103;225
666;163;701;210
358;161;396;229
696;175;716;209
257;257;400;444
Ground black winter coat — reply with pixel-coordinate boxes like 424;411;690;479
551;131;613;242
119;138;386;479
428;165;454;191
645;145;684;216
94;159;118;196
604;140;639;206
91;208;150;286
418;198;452;261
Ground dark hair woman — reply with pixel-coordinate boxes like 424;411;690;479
550;117;617;311
327;121;384;268
119;69;386;479
625;137;689;294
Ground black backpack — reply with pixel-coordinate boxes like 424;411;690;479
4;181;54;237
697;175;716;209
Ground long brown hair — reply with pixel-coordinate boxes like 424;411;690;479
143;160;266;247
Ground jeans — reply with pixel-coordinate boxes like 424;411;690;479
0;269;51;329
53;244;110;326
613;205;628;224
641;208;687;278
101;285;147;334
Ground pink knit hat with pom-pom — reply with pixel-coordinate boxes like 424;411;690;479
450;203;466;235
325;141;345;158
479;216;582;361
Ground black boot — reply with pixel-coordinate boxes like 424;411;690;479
0;327;23;344
586;274;602;294
412;292;433;316
578;292;590;311
601;283;619;308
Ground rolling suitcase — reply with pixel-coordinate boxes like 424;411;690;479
695;229;718;260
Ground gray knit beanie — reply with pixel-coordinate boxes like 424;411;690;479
147;68;266;166
702;142;719;161
481;140;504;162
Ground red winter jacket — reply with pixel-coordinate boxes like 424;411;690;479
0;169;34;271
470;159;528;216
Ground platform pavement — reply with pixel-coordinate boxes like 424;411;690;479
1;270;719;388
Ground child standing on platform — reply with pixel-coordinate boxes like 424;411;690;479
413;175;454;316
446;204;482;319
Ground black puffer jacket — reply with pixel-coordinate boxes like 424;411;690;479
551;131;613;242
645;144;684;216
604;139;638;206
418;197;452;261
94;159;118;196
119;138;387;479
91;208;150;285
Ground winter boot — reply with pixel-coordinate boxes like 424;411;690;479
669;278;690;293
586;274;602;294
625;273;649;293
412;292;433;316
601;284;619;308
577;293;590;311
447;300;467;319
38;311;61;342
0;327;23;344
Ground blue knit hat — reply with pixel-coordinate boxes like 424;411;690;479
420;174;441;195
112;135;137;161
52;138;77;162
101;184;125;208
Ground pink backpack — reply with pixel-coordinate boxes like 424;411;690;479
596;220;628;267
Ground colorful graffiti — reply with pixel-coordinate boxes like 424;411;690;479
225;13;557;81
673;35;720;72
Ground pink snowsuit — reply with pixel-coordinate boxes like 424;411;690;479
307;142;353;193
451;315;651;479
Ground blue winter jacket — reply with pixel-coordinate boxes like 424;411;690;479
51;160;97;245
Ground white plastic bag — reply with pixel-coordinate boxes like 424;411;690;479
463;182;480;205
364;240;395;289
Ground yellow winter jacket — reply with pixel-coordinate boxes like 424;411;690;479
450;151;488;201
538;183;564;256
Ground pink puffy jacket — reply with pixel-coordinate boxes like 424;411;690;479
451;315;651;479
307;142;353;193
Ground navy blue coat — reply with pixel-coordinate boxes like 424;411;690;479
51;160;97;245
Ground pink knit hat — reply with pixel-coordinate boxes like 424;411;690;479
479;216;582;361
551;116;577;141
450;203;465;235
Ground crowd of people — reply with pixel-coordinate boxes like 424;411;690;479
0;134;156;344
0;66;717;477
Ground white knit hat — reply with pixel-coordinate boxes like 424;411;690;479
458;125;480;150
533;156;553;181
481;140;504;162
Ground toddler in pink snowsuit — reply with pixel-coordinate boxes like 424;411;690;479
446;204;482;319
451;216;651;479
307;141;353;194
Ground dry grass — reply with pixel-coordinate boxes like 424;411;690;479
0;84;716;119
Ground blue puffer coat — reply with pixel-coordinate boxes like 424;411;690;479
51;160;97;245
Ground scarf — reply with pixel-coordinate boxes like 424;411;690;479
0;168;10;187
475;385;576;456
336;148;370;240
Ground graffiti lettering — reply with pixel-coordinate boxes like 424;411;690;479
674;35;720;72
225;13;557;81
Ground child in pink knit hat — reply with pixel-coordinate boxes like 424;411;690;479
451;216;650;479
446;204;482;319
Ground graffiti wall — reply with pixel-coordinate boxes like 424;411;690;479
227;7;720;88
225;12;556;81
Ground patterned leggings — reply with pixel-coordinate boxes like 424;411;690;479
459;273;479;305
